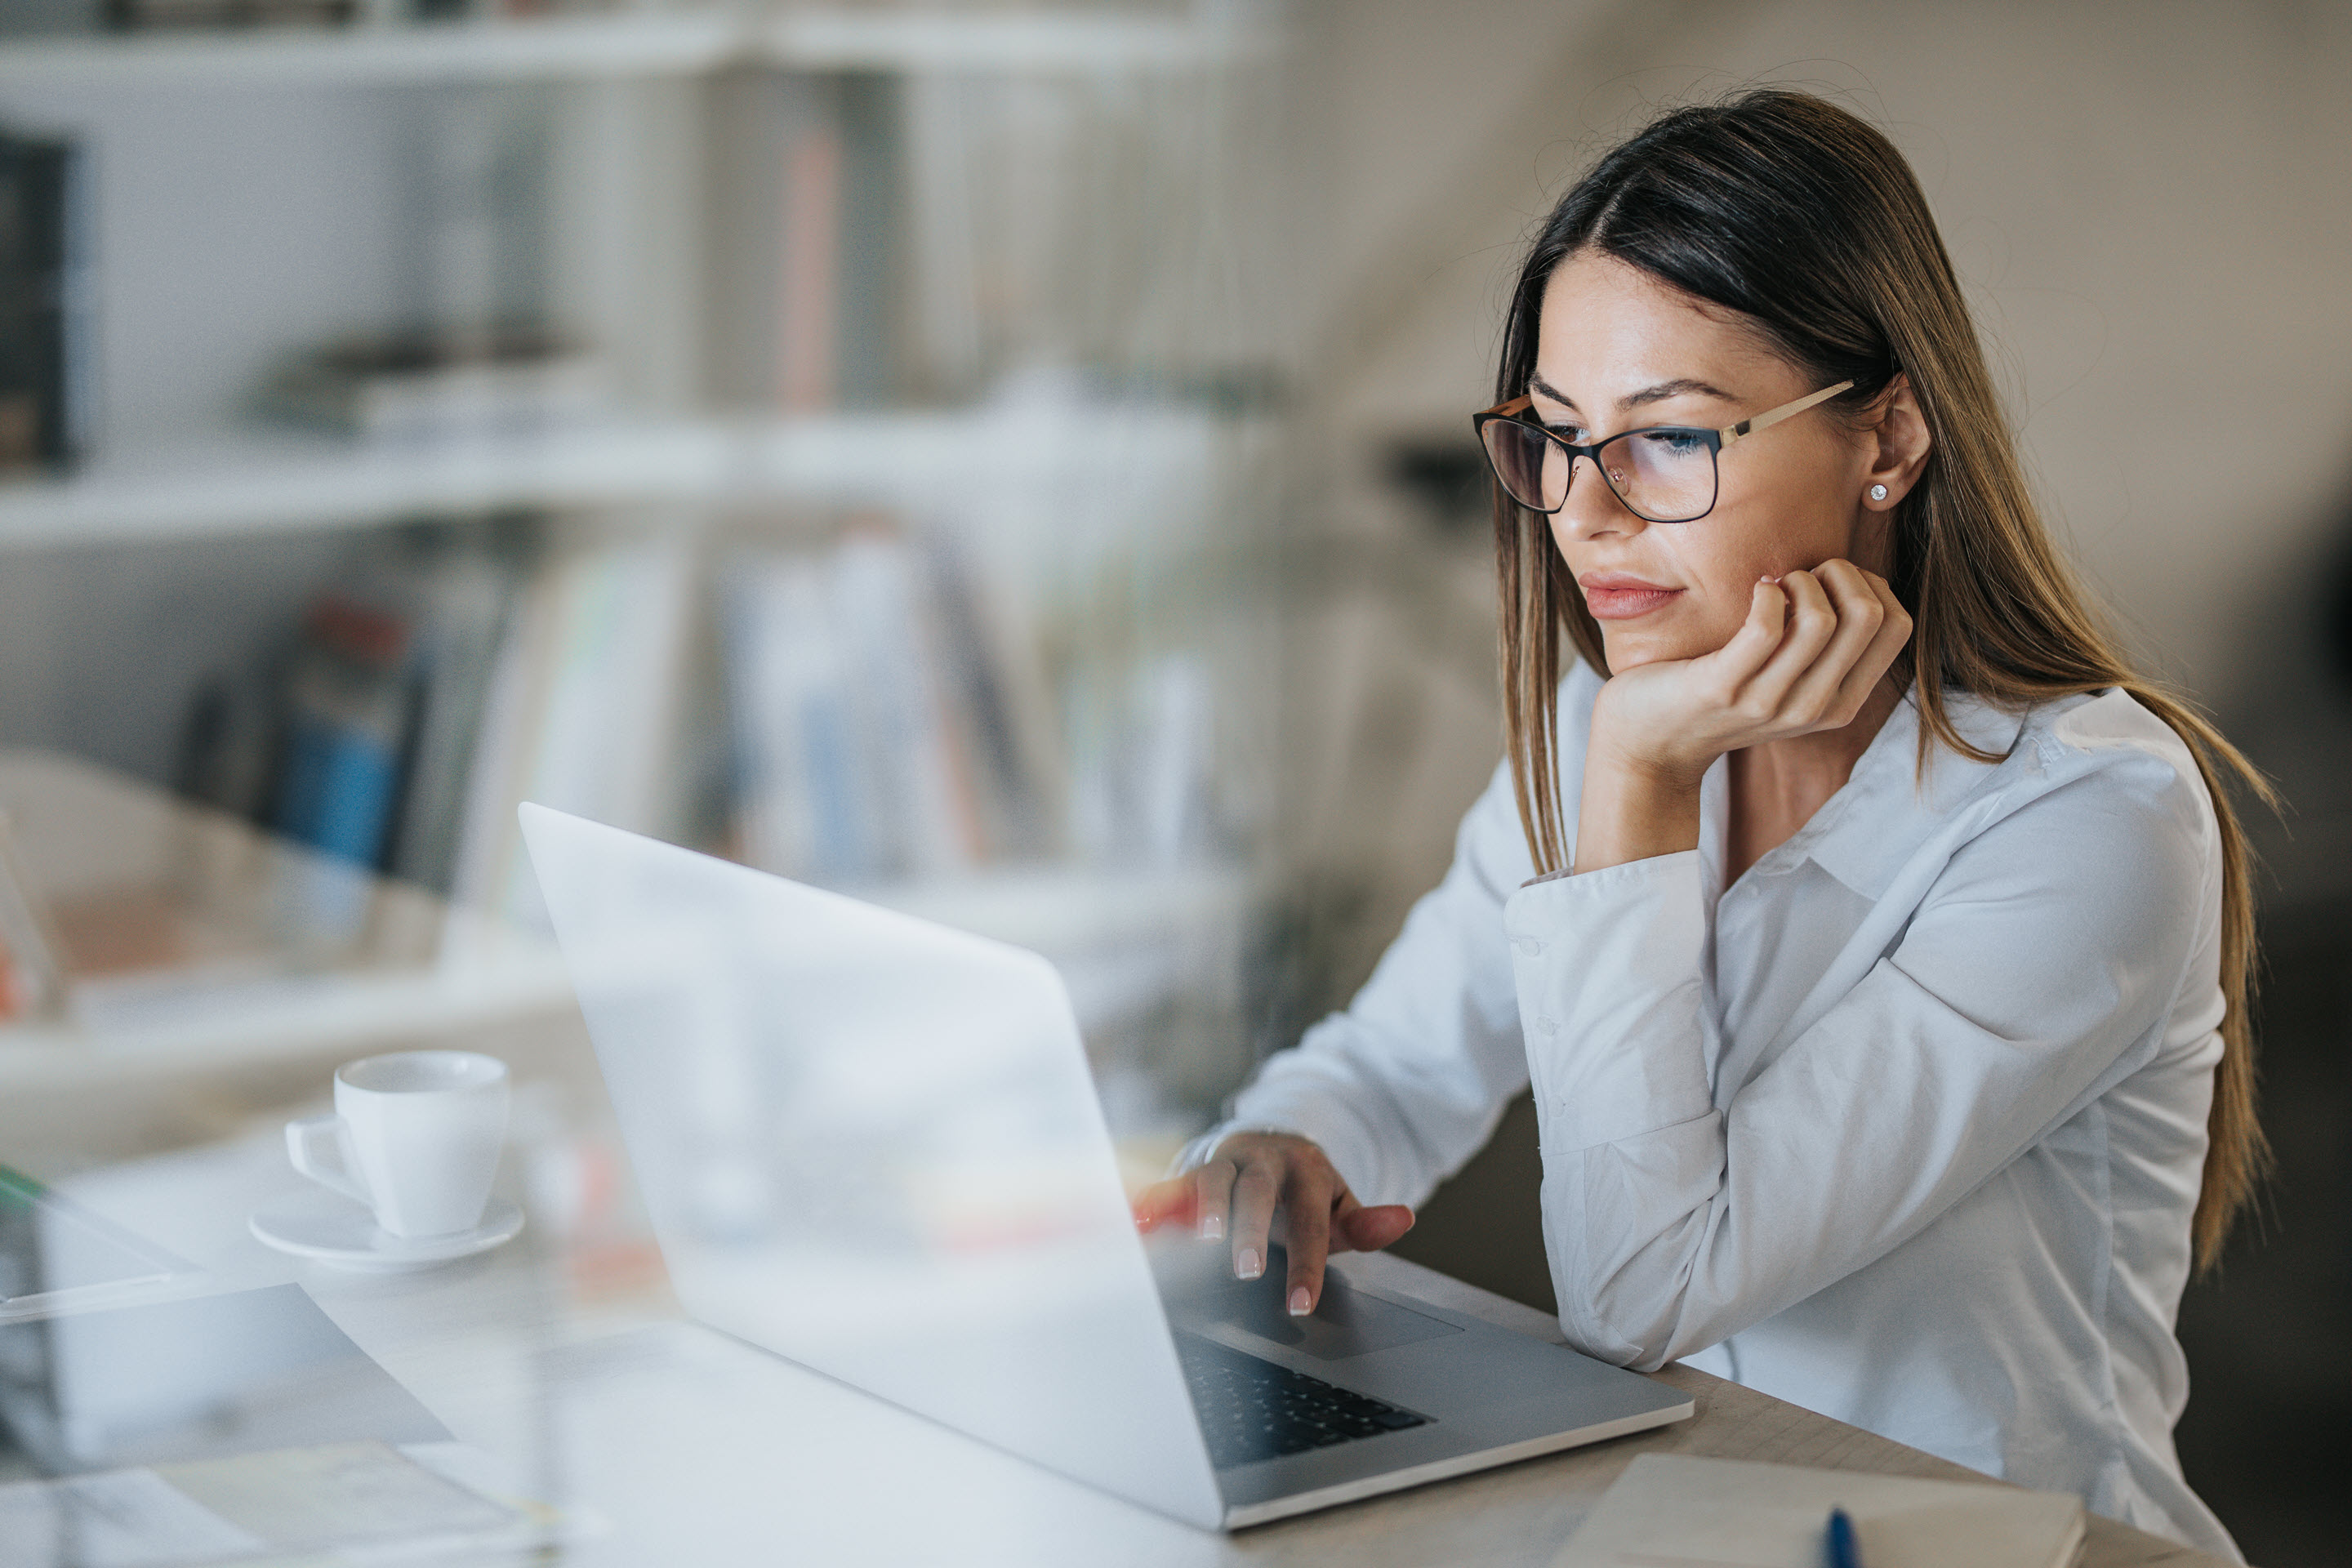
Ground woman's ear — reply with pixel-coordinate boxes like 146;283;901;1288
1862;375;1931;510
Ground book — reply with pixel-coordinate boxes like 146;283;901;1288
446;535;692;931
827;528;973;875
724;549;839;878
723;526;1055;886
380;532;528;895
1554;1454;2087;1568
270;592;416;872
705;72;899;413
0;127;88;476
775;107;843;416
921;529;1061;862
175;661;287;828
254;326;610;445
173;528;525;894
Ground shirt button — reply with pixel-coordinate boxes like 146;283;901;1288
1536;1016;1557;1036
1513;937;1543;956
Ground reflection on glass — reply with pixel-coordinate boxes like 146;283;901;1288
0;1284;448;1477
0;1167;186;1316
523;804;1226;1529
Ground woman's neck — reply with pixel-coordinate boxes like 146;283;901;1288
1724;680;1904;884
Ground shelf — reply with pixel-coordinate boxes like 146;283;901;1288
0;12;741;89
0;9;1274;91
0;407;1240;548
0;421;737;548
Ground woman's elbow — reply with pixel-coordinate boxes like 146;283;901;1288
1547;1272;1718;1372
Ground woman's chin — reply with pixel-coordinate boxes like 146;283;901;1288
1599;627;1713;671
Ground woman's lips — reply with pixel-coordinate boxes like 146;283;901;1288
1579;576;1683;620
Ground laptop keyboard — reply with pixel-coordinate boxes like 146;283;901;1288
1174;1333;1430;1468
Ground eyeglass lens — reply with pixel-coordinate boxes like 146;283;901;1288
1480;421;1718;522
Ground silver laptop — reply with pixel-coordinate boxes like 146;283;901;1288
519;804;1690;1530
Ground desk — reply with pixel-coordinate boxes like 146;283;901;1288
2;1069;2230;1568
0;763;2236;1565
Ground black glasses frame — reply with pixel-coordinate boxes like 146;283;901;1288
1470;379;1855;523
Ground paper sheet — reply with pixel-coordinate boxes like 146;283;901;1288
1553;1454;2086;1568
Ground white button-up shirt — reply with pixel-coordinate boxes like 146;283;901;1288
1185;659;2237;1556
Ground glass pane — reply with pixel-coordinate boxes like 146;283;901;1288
1481;421;1568;512
1601;430;1717;521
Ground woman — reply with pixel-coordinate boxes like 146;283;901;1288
1134;90;2265;1554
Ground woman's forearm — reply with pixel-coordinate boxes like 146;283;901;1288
1572;744;1705;873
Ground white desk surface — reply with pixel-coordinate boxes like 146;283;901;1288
14;1117;2228;1568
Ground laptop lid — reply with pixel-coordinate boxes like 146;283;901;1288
519;804;1225;1530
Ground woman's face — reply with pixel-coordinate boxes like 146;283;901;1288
1532;251;1885;672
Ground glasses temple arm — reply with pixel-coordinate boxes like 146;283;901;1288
1718;379;1856;447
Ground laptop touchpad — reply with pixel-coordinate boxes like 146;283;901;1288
1220;1266;1463;1361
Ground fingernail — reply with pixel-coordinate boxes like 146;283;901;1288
1200;1215;1222;1241
1289;1288;1312;1316
1238;1248;1262;1280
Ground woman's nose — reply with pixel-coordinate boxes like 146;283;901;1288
1552;453;1643;542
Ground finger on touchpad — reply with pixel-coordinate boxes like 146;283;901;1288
1223;1257;1463;1361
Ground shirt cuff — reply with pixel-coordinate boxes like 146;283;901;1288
1503;850;1713;1152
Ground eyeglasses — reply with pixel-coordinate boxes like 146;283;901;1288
1471;380;1855;523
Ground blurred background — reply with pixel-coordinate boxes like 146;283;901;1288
0;0;2343;1561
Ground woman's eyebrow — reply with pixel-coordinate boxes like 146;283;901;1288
1622;377;1736;408
1528;375;1578;410
1528;374;1739;413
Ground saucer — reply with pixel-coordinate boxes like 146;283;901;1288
249;1189;524;1273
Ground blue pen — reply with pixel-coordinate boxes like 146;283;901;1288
1824;1506;1863;1568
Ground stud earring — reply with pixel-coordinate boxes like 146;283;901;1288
1869;483;1888;502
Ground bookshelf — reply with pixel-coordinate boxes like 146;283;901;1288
0;4;1290;1134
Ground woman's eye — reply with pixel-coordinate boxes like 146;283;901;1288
1544;423;1586;443
1637;430;1708;456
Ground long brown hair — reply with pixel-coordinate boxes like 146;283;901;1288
1493;90;2272;1270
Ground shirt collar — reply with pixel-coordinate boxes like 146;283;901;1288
1762;685;2029;902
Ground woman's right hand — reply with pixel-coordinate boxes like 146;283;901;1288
1130;1132;1415;1317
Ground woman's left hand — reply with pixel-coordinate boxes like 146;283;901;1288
1576;560;1911;871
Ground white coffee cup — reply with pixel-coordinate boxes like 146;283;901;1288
286;1050;510;1239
